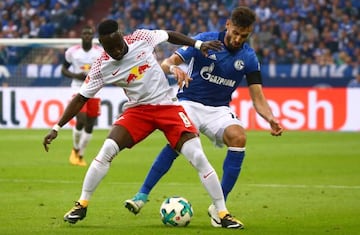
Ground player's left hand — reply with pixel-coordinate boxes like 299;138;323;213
269;119;283;136
43;130;58;152
199;40;222;57
171;66;193;88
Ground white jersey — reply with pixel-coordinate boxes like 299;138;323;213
80;29;178;110
64;44;103;92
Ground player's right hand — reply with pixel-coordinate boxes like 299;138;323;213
199;40;222;57
43;130;58;152
269;119;283;136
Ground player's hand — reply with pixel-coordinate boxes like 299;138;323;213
199;40;222;57
269;119;283;136
74;72;87;81
171;66;193;88
43;130;58;152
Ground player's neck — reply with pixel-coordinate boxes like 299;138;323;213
82;43;92;51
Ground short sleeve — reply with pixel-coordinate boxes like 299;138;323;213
128;29;169;48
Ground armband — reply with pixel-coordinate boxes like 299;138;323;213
194;40;203;50
52;124;61;132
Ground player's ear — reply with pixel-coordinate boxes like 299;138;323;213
225;19;231;30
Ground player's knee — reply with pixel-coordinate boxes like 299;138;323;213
182;140;213;175
175;132;197;152
224;131;246;147
84;125;94;133
95;138;119;163
189;148;206;168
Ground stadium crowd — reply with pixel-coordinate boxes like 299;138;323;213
1;0;360;67
105;0;360;67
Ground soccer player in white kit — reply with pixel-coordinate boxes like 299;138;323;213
43;19;243;229
61;25;103;166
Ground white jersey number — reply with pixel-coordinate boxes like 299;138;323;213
178;112;192;128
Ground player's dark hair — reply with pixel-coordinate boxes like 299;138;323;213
98;19;118;36
83;25;93;31
231;6;256;27
81;25;93;34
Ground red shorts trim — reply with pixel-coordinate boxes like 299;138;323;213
80;98;101;117
113;105;198;148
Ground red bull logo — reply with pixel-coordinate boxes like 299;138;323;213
126;63;151;84
80;64;92;72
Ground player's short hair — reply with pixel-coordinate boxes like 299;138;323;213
82;25;93;34
231;6;256;27
98;19;118;36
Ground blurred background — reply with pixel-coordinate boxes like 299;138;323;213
1;0;360;86
1;0;359;131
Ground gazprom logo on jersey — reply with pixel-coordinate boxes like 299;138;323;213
126;63;151;84
200;63;236;87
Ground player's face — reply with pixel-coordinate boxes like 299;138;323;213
81;28;94;44
224;20;253;51
99;31;128;60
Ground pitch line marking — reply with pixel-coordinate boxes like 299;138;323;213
0;178;359;189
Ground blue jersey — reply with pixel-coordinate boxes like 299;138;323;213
176;31;260;107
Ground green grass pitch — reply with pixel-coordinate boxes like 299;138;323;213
0;129;359;235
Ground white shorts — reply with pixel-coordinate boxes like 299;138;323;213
181;100;243;147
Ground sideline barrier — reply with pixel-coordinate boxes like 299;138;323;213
0;87;359;131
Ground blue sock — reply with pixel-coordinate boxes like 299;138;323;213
139;144;179;195
221;148;245;201
133;192;148;202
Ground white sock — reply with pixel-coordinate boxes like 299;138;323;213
79;131;92;157
79;139;119;201
180;137;227;212
72;128;82;150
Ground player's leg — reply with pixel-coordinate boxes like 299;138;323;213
177;134;243;229
221;124;246;200
160;105;243;229
200;107;246;227
77;98;101;166
69;111;86;165
125;144;179;214
140;144;179;195
64;137;119;224
76;116;96;166
64;106;156;224
125;102;203;214
64;125;132;224
207;125;245;227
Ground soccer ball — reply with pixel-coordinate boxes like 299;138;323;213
160;196;194;227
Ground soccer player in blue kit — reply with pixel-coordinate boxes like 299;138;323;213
125;6;284;228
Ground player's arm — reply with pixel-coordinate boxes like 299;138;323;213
43;94;89;151
166;31;222;57
61;60;87;81
247;71;283;136
161;54;191;88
